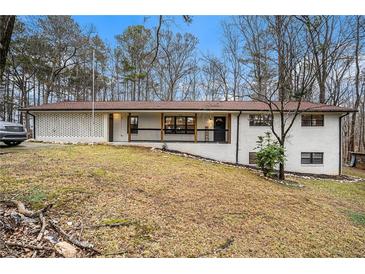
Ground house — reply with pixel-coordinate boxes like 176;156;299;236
23;101;354;175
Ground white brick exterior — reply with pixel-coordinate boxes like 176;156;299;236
33;110;342;175
238;113;340;175
35;112;108;143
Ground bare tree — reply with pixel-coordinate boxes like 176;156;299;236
299;16;353;103
222;21;243;100
326;58;353;106
234;16;274;99
348;16;365;155
246;16;317;180
151;31;198;101
201;54;228;100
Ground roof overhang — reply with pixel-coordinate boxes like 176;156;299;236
20;100;356;113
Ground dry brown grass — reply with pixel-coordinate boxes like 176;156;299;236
1;144;365;257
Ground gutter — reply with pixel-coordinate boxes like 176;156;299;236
26;111;36;139
236;111;242;164
339;112;350;175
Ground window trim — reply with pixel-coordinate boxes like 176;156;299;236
301;152;324;165
129;116;138;134
164;116;195;134
249;114;272;126
301;114;324;127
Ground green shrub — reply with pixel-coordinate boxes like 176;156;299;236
255;132;285;177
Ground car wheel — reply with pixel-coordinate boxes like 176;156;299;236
3;141;22;146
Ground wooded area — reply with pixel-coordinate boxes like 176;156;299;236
0;15;364;160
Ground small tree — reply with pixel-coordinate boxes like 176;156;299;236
255;132;285;178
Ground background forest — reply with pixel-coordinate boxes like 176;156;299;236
0;15;364;160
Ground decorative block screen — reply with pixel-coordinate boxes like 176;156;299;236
36;112;105;139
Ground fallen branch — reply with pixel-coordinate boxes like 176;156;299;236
49;220;100;254
198;237;234;257
1;200;34;217
0;200;53;218
102;250;128;257
5;242;54;252
1;199;98;258
36;213;46;241
216;237;234;253
87;221;135;229
33;204;53;217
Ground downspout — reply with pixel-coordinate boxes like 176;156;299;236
236;111;242;164
26;111;36;139
339;112;350;175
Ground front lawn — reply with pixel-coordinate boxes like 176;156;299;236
1;144;365;257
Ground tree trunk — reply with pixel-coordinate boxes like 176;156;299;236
279;136;285;180
278;162;285;180
347;16;361;157
0;16;15;82
319;80;326;104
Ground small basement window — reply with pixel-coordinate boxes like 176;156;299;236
249;152;257;165
130;116;138;134
301;152;323;164
301;114;324;126
249;114;272;126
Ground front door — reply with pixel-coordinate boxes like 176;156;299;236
214;117;226;143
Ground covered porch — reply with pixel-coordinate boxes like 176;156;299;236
109;112;233;144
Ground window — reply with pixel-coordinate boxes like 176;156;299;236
249;152;257;165
186;117;195;134
176;117;186;134
129;116;138;134
164;116;195;134
301;152;323;164
249;114;272;126
301;114;324;126
164;116;175;134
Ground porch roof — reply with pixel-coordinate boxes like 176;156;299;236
23;100;355;113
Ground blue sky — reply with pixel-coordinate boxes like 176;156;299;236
73;16;228;56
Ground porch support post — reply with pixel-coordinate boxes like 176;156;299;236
160;113;164;142
227;113;231;144
194;113;198;143
128;112;131;142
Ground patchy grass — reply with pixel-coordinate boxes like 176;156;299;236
24;187;48;209
348;211;365;226
1;144;365;257
101;218;131;226
344;166;365;179
296;177;365;205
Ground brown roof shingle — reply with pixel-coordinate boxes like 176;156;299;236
23;101;355;112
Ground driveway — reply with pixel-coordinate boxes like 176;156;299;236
0;141;60;153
